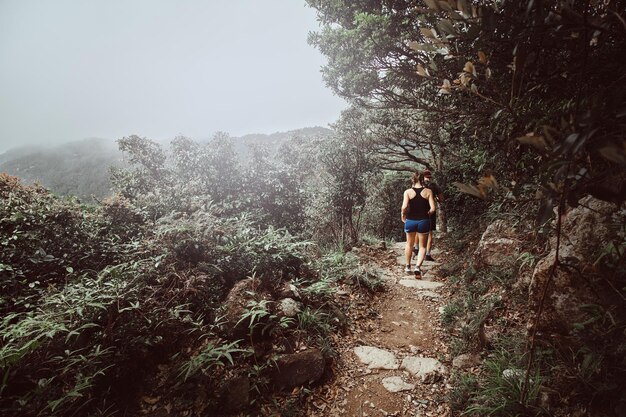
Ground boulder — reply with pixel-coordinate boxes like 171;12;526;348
217;375;250;412
219;278;265;339
278;298;301;318
474;220;521;267
557;195;616;259
277;282;301;300
502;368;528;383
271;349;325;389
528;196;618;333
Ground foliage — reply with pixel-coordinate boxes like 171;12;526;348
0;174;140;314
362;171;408;241
308;3;626;414
307;0;626;220
463;343;544;416
344;264;385;293
452;333;545;416
0;173;323;416
297;307;333;336
305;110;378;248
177;340;246;382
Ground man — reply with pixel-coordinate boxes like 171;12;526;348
413;170;444;261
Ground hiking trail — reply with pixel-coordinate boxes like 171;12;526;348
306;241;452;417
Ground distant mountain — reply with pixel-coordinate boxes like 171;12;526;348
0;145;44;165
231;126;333;160
0;127;333;201
0;138;123;201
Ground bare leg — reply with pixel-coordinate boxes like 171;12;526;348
405;232;416;266
416;232;429;267
426;231;433;254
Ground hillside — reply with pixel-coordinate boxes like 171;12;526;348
0;138;123;201
0;127;333;201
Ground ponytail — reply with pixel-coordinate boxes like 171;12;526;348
411;171;424;185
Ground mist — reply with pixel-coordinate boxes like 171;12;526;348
0;0;346;153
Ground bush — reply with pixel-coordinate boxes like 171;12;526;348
0;175;324;416
0;174;139;314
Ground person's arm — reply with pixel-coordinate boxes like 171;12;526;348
401;190;409;223
427;189;436;215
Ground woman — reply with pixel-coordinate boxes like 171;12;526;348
401;171;436;277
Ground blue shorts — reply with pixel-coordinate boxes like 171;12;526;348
404;218;431;233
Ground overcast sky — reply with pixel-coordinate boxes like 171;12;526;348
0;0;346;153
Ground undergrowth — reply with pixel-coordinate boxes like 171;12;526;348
0;174;387;416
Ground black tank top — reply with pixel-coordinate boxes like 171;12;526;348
406;187;429;220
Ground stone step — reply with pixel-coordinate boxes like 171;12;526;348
398;279;444;290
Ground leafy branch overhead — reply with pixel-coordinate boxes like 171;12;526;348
308;0;626;218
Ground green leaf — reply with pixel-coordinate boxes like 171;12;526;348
423;0;439;11
599;145;626;165
438;19;457;36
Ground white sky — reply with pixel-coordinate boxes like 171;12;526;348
0;0;346;153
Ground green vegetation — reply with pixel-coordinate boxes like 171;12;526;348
0;124;386;416
305;0;625;415
2;1;626;415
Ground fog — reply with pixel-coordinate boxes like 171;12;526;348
0;0;346;153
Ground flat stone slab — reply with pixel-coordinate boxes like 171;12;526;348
401;356;446;383
398;280;444;290
353;346;399;370
382;376;415;393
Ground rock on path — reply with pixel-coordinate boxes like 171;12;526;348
382;376;415;393
353;346;399;370
401;356;447;383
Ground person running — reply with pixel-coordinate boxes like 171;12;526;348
401;171;436;277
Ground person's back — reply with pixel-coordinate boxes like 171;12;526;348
402;171;436;277
406;186;430;220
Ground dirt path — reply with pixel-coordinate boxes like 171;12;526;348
307;242;451;417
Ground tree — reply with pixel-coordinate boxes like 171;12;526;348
307;0;626;219
306;108;377;247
